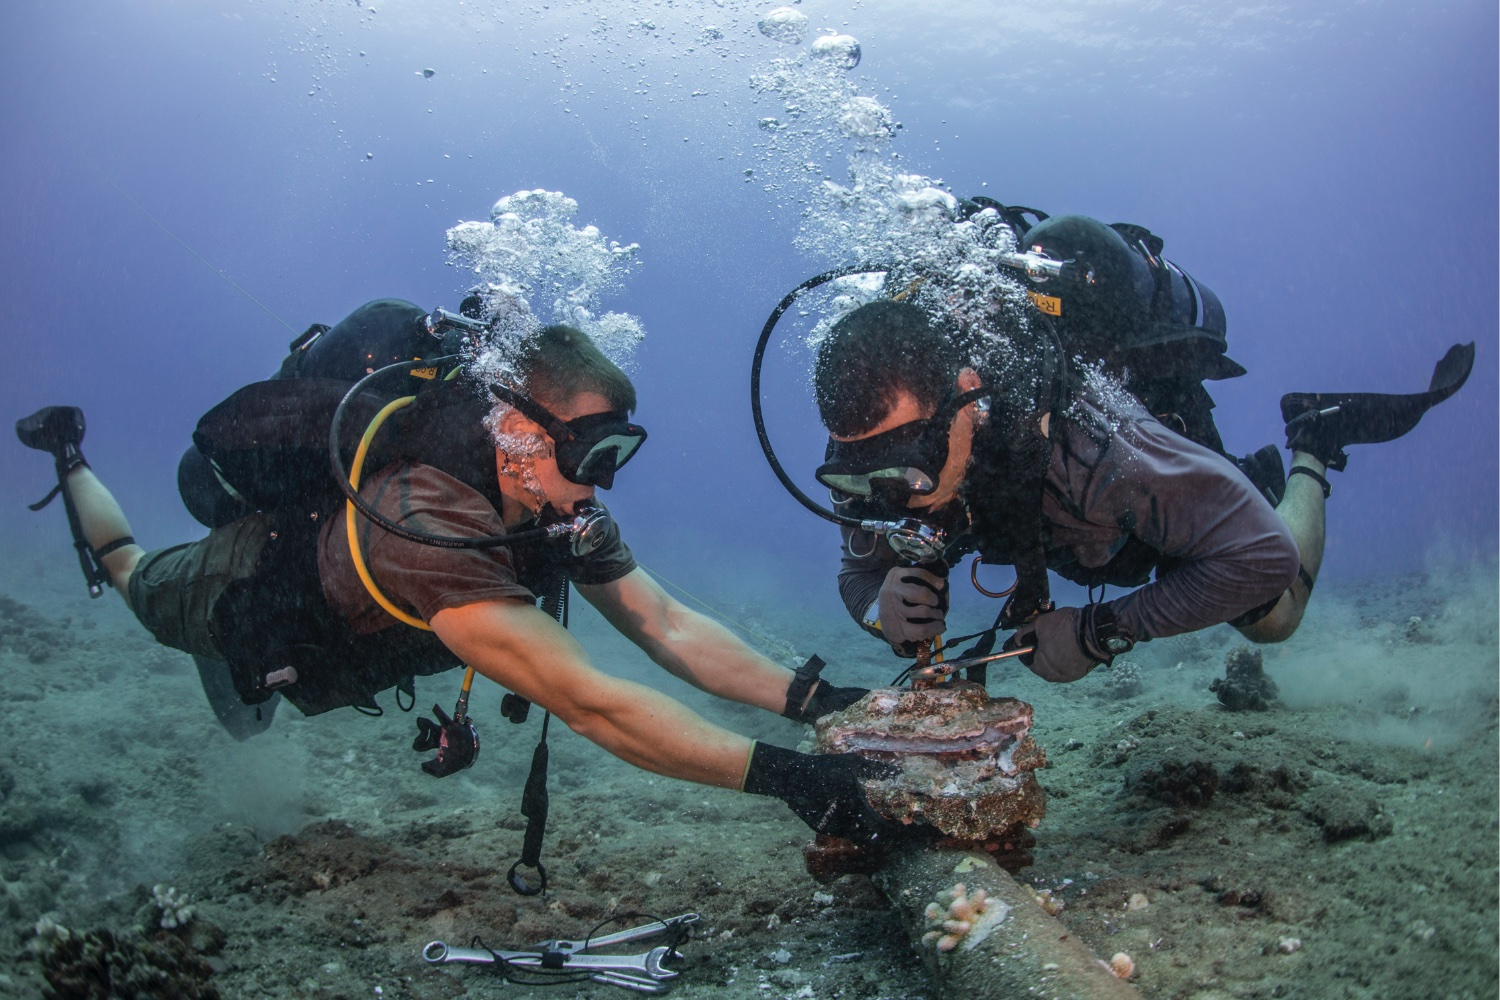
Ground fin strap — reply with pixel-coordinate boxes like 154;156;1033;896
27;482;64;512
1288;465;1331;498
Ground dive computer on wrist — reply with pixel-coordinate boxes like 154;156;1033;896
1086;603;1134;660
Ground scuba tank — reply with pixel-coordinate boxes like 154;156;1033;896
177;298;484;526
995;212;1243;383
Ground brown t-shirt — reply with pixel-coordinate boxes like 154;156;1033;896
319;461;635;634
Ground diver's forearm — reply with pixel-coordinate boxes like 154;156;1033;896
644;611;793;713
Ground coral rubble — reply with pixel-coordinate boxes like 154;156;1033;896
1128;760;1221;807
34;921;220;1000
1209;647;1279;711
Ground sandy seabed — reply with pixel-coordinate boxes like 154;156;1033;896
0;549;1495;1000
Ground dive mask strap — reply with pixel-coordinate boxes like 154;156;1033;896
490;384;577;446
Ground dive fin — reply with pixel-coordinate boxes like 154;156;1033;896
17;405;88;476
1280;342;1475;471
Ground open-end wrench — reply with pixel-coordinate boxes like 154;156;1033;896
505;945;679;979
424;941;679;980
422;942;577;966
536;911;699;957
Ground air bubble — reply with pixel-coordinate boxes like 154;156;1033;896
757;7;809;45
838;96;894;140
810;33;861;69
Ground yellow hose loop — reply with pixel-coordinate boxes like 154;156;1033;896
346;394;432;631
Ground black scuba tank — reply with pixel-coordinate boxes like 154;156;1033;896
275;298;436;380
178;299;461;526
1002;214;1242;383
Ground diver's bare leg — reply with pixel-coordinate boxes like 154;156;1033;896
1235;452;1326;643
64;466;146;603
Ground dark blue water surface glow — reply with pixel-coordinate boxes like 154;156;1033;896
2;1;1494;616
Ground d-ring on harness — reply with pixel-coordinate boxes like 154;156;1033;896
970;555;1017;599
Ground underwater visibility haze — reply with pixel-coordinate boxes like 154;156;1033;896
0;2;1496;999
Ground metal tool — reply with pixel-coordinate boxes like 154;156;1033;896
505;945;678;978
535;912;699;957
421;912;697;993
909;645;1035;683
589;970;671;994
423;942;678;977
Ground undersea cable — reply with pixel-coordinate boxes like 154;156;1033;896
638;564;799;662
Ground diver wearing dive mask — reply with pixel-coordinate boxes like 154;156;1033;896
818;373;990;654
819;369;991;570
490;385;647;490
816;385;990;507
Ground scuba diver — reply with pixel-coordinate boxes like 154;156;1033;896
15;298;894;863
757;209;1474;680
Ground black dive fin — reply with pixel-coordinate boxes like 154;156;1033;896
1280;342;1475;470
16;405;86;463
1427;341;1476;398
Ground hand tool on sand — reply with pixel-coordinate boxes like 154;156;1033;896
422;912;697;994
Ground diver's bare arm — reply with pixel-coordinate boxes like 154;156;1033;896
430;598;751;788
578;568;793;714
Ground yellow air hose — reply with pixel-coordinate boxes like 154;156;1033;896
346;395;429;630
344;370;476;711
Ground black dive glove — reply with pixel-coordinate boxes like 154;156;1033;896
876;564;949;656
780;654;869;723
1005;603;1134;683
804;681;870;719
784;680;870;723
743;742;899;843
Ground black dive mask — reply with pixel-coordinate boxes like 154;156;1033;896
490;385;647;489
816;387;989;502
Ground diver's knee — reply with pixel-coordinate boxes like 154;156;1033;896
1235;596;1301;644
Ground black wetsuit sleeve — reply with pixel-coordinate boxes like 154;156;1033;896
1067;414;1301;640
837;524;897;629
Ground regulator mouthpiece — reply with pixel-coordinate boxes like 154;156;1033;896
545;505;614;558
860;517;949;564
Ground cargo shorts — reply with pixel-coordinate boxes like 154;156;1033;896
127;514;272;658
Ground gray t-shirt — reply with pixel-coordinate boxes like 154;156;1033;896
320;461;636;634
838;396;1300;641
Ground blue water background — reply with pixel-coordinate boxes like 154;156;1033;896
2;0;1495;622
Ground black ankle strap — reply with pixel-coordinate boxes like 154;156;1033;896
1289;465;1331;499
